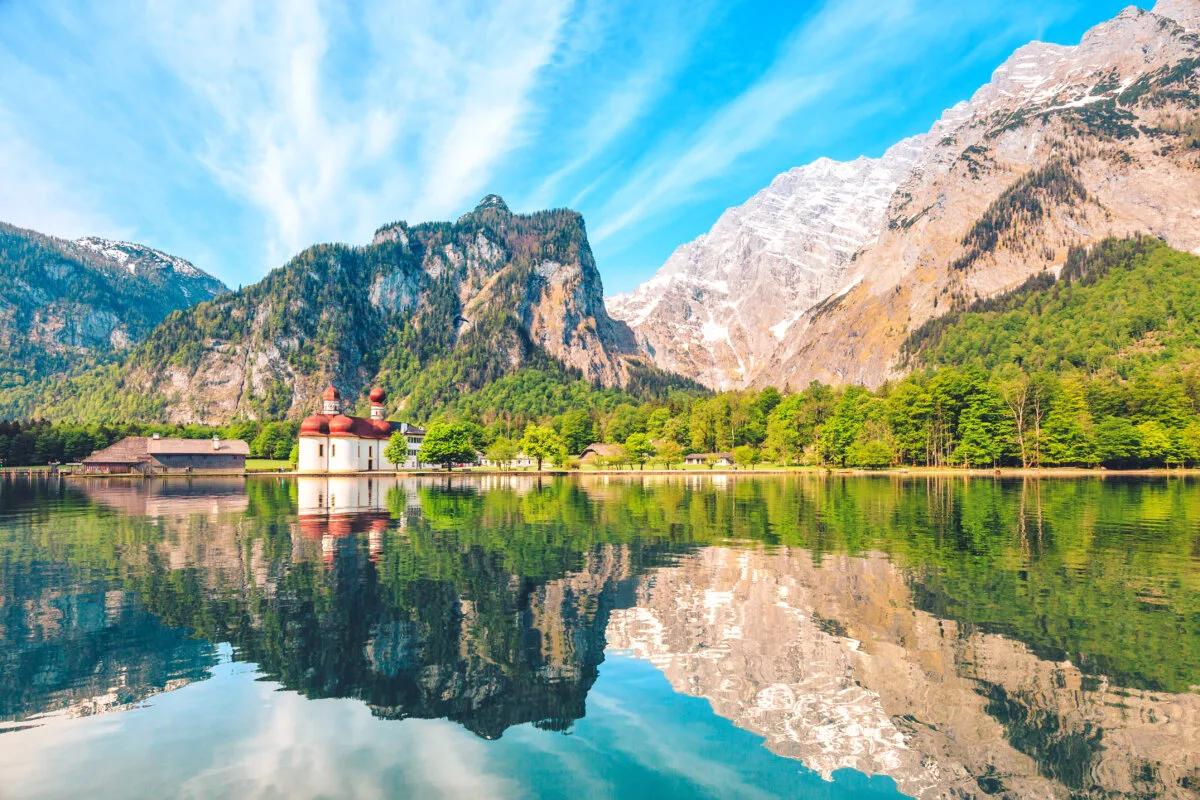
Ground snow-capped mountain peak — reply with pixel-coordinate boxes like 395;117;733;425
73;236;207;279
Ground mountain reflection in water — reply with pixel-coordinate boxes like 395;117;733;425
0;473;1197;799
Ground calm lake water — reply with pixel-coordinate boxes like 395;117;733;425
1;474;1197;799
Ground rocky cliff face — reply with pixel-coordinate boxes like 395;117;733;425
615;0;1200;390
15;197;658;423
0;222;226;386
608;139;926;390
607;546;1200;799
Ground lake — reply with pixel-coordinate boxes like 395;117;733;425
1;474;1197;799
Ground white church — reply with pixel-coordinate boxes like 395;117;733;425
297;385;426;473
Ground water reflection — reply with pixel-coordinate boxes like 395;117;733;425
0;473;1198;798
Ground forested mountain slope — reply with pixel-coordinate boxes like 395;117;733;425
0;222;226;387
0;197;686;424
905;236;1200;375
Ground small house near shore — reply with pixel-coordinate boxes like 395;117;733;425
478;451;535;469
80;435;249;475
683;452;733;467
578;442;622;465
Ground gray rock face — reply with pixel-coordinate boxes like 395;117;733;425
608;138;926;390
614;0;1200;390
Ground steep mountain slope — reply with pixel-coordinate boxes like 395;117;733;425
764;0;1200;389
617;0;1200;391
608;137;926;390
8;197;668;424
0;222;226;387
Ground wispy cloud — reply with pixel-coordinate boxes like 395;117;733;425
519;0;719;210
134;0;570;270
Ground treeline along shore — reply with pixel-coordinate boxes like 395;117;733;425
3;359;1200;473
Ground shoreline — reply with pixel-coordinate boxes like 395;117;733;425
8;465;1199;479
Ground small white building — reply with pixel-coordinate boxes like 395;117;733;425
297;385;426;473
477;451;535;469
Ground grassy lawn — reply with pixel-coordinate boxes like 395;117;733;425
246;459;294;472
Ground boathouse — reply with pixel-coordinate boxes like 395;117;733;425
578;442;622;466
80;435;249;474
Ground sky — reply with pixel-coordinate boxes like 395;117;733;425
0;0;1144;295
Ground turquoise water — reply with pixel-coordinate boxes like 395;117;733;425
1;474;1198;798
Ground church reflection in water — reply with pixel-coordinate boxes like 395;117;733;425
2;473;1198;797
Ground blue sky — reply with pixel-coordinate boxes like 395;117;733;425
0;0;1141;294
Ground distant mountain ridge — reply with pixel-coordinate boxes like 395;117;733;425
3;197;677;424
613;0;1200;390
0;221;226;387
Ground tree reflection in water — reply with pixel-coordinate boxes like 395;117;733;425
0;473;1197;798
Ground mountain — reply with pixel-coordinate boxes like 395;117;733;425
614;0;1200;390
6;197;671;424
608;136;927;390
0;222;226;387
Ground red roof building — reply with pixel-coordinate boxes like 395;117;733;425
297;385;426;473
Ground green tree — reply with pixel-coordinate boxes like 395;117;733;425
1094;417;1140;467
846;438;894;469
1136;420;1175;466
732;444;758;470
521;424;564;471
558;409;595;455
1042;376;1096;465
819;387;874;467
622;433;655;470
763;384;832;465
655;440;684;469
645;407;671;440
661;415;689;446
952;386;1012;467
606;404;644;443
251;421;295;460
418;422;479;470
884;377;934;465
484;436;519;469
384;431;410;466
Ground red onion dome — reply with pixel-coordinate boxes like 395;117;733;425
299;415;328;435
321;384;341;401
329;414;354;434
372;419;392;435
369;386;386;404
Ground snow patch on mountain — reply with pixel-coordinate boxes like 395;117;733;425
74;236;207;279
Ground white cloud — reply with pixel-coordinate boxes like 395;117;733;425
520;0;718;210
135;0;570;270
